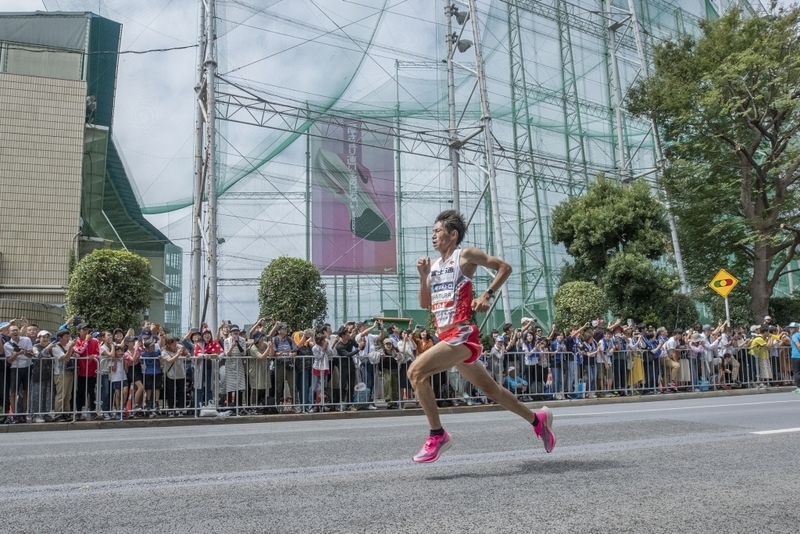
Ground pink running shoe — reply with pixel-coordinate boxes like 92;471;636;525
533;406;556;453
413;430;452;463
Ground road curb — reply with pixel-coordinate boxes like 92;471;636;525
1;386;793;433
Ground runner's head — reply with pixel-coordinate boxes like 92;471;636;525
434;210;467;246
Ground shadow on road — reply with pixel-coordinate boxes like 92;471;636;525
425;458;623;480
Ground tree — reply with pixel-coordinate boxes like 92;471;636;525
707;290;754;328
257;257;327;331
769;293;800;327
602;252;675;322
553;281;606;331
551;175;684;324
66;249;151;331
551;175;670;285
653;293;699;332
627;7;800;321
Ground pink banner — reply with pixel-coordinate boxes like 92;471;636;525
311;121;397;275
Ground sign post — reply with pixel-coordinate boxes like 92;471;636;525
708;268;739;325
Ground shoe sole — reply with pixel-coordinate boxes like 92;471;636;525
413;439;452;464
538;406;556;453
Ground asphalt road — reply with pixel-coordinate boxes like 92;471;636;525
2;392;799;533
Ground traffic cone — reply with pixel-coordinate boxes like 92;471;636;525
124;388;133;417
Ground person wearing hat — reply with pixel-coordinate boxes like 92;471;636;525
112;328;125;345
29;331;55;422
139;329;163;417
192;330;223;410
489;336;506;387
222;325;248;412
270;322;298;411
786;322;800;393
4;323;34;423
72;323;100;421
333;326;360;411
659;329;683;393
181;328;201;355
123;336;145;415
161;336;189;417
293;329;316;413
502;366;528;398
368;338;402;409
310;331;334;411
51;329;76;421
748;325;771;389
407;210;555;463
687;332;706;391
248;331;273;413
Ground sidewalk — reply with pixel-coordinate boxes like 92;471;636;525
1;386;793;433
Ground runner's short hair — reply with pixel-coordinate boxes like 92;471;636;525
435;210;467;245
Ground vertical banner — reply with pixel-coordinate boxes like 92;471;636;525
311;120;397;275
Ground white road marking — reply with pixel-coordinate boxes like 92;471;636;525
751;427;800;435
555;398;800;418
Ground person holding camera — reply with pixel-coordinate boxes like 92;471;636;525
50;329;75;421
271;322;298;412
334;327;360;411
30;331;56;422
72;323;100;421
192;328;222;410
369;338;402;409
4;324;34;423
397;329;416;405
248;331;273;414
222;325;248;412
138;328;162;417
355;319;382;410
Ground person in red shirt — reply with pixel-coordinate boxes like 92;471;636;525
193;329;222;408
72;323;100;421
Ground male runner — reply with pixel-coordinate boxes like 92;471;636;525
407;210;556;463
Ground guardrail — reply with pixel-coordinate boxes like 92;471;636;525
1;347;795;423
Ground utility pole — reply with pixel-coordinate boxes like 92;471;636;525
189;0;206;330
192;0;219;329
444;1;460;211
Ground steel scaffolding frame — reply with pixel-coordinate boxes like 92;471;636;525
189;0;718;328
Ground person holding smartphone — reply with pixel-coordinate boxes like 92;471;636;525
4;324;34;423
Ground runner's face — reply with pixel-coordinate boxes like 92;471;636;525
431;222;455;252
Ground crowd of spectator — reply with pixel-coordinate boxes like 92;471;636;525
1;313;799;424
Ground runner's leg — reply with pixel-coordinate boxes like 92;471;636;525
455;361;535;424
407;342;471;430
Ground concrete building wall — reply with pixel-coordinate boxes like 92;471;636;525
0;73;85;303
0;299;65;334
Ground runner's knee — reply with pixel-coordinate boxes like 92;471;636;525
407;365;424;386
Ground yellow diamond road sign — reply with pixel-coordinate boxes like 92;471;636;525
708;269;738;298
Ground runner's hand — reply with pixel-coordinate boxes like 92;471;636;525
472;293;490;313
417;257;431;276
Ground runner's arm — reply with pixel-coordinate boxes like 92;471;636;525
417;257;432;309
460;247;512;312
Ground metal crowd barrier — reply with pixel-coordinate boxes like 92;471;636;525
0;346;796;423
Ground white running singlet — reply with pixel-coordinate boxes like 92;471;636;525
429;248;473;331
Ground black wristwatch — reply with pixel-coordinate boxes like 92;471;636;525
484;288;495;298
